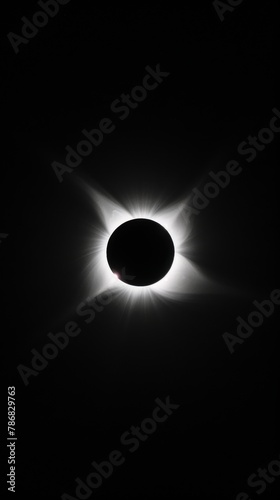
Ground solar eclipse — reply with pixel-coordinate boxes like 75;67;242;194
106;218;175;286
79;182;209;305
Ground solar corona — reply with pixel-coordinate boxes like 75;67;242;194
80;182;208;305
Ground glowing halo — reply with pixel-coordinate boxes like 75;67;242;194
78;180;210;306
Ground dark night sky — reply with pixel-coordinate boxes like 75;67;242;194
1;1;280;499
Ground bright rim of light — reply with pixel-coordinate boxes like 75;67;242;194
80;182;209;305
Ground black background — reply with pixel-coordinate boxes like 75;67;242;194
1;1;280;499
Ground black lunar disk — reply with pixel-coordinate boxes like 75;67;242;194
106;218;175;286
